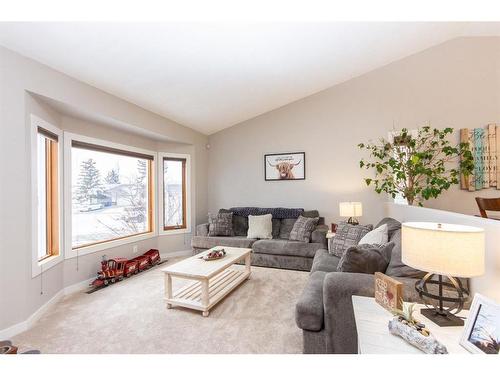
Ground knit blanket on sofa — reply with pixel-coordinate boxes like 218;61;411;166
228;207;304;219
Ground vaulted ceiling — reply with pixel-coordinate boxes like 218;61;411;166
1;22;499;134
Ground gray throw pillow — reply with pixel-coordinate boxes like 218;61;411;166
219;209;248;236
330;222;373;257
289;216;319;243
208;212;234;237
337;242;395;274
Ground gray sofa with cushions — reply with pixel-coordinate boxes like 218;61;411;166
191;207;329;271
295;218;429;354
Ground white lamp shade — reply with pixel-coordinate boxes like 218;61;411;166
402;222;485;278
339;202;362;218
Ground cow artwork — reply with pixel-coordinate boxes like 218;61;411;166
264;152;305;181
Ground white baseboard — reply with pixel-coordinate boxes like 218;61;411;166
0;277;94;340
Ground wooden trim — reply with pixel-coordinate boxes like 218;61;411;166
72;140;154;160
37;126;58;142
162;157;187;230
39;137;60;261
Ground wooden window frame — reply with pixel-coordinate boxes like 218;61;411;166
70;147;155;251
38;135;60;261
162;157;187;231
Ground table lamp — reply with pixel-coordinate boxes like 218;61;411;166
339;202;362;225
402;222;485;327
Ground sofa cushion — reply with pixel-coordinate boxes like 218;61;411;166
208;212;234;236
279;218;296;239
295;271;327;331
290;216;319;243
272;218;281;238
375;217;402;239
385;229;426;278
252;239;324;258
311;249;341;273
191;236;257;249
330;222;373;257
337;242;395;274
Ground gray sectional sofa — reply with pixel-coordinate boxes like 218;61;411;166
191;207;329;271
295;217;470;354
295;218;427;354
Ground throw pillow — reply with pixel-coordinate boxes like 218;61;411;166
247;214;273;239
289;215;319;243
337;242;395;274
330;222;373;257
279;218;297;239
358;224;388;245
374;217;402;239
208;212;234;237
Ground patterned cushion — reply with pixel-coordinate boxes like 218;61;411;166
329;222;373;257
289;216;319;243
208;212;234;237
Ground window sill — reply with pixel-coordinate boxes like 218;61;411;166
32;253;63;278
159;228;191;236
65;231;157;259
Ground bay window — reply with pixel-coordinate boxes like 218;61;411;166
69;138;155;250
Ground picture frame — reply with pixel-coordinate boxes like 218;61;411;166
460;293;500;354
264;152;305;181
374;272;403;312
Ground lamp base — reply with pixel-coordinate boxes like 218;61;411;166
347;217;359;225
420;308;464;327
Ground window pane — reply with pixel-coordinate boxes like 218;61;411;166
37;135;47;259
71;147;151;248
163;159;185;228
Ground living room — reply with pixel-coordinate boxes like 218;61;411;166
1;0;500;372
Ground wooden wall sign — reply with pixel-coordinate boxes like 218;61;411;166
460;124;500;191
374;272;403;312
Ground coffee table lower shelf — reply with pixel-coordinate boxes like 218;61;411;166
164;267;250;317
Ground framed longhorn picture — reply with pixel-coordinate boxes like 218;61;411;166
264;152;305;181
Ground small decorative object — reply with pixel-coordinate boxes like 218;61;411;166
330;223;337;233
201;248;226;261
358;126;474;206
402;222;485;326
89;249;162;290
389;302;448;354
264;152;305;181
460;293;500;354
374;272;403;312
339;202;362;225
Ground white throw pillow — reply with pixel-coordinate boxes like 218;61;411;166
247;214;273;239
358;224;388;245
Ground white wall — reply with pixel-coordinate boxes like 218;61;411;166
386;202;500;302
0;45;208;333
207;37;500;225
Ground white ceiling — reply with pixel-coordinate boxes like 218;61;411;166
1;22;500;135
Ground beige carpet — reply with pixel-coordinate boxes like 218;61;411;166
12;259;309;354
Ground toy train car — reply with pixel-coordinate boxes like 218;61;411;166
90;249;161;289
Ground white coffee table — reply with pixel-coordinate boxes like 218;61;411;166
161;246;251;317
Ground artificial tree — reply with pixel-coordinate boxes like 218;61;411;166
358;126;474;206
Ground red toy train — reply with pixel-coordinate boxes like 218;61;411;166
90;249;161;288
